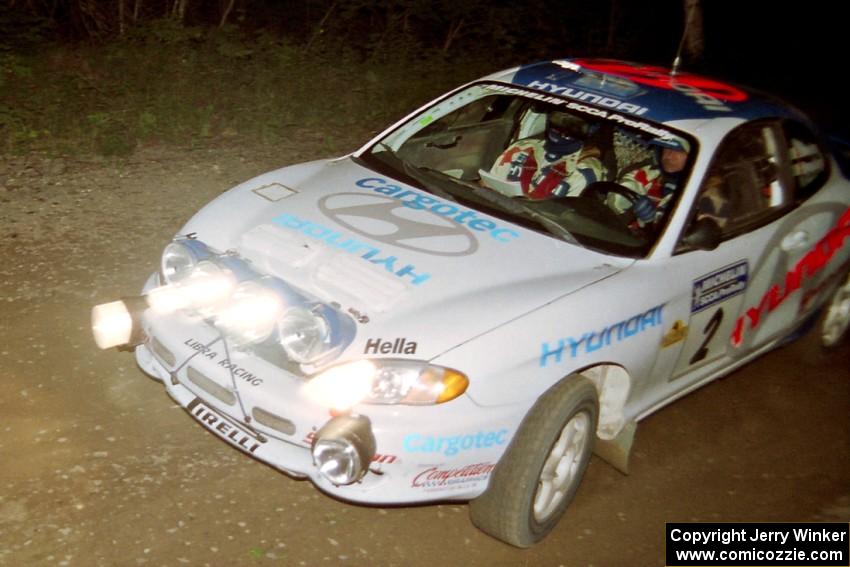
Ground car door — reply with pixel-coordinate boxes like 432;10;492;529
646;119;837;400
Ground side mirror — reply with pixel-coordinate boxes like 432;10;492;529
681;217;722;251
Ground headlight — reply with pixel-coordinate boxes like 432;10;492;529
214;280;284;346
161;241;200;284
148;261;236;314
278;306;330;363
304;359;468;411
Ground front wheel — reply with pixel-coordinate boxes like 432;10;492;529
469;375;598;547
821;270;850;348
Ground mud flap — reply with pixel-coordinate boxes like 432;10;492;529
593;420;636;474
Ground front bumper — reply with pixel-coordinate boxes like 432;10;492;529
133;308;522;504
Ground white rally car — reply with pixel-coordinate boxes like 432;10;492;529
92;58;850;547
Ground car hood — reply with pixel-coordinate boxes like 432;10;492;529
179;157;632;360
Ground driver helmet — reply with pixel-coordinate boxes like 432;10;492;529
544;112;586;157
650;135;691;153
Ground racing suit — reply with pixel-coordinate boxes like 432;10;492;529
616;164;681;225
490;139;604;200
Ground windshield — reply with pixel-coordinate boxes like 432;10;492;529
358;82;696;257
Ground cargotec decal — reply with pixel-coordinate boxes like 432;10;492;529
540;304;664;367
320;190;479;256
731;206;850;347
403;430;508;456
353;178;520;245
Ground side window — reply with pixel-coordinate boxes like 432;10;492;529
685;121;788;241
782;120;828;200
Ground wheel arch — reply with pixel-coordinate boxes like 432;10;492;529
574;362;631;441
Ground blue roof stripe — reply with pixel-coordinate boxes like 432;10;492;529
509;59;798;123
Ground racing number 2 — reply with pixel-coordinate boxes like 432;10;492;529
690;308;724;364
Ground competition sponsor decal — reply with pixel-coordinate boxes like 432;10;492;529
187;398;265;454
411;462;496;490
363;337;417;355
272;212;431;286
540;304;664;367
403;430;509;457
692;261;748;313
352;178;520;245
732;206;850;347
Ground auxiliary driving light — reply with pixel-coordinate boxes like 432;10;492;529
311;414;376;485
91;296;148;349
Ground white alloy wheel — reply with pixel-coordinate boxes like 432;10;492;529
469;375;598;547
821;272;850;347
533;411;591;522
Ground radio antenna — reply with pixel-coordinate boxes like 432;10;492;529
671;0;704;76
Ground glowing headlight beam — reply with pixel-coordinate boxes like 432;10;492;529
214;281;285;346
303;360;376;412
91;297;148;350
147;262;236;315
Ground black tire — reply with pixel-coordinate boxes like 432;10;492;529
469;375;598;547
820;270;850;348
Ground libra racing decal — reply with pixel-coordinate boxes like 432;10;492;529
731;206;850;347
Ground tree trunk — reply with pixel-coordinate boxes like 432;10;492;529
219;0;236;28
305;1;337;51
442;18;464;53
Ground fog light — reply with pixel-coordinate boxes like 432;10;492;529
311;415;376;485
92;297;148;349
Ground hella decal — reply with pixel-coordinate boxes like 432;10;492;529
272;212;430;286
364;337;417;355
732;207;850;347
540;304;664;367
403;430;509;456
692;261;749;313
353;178;520;245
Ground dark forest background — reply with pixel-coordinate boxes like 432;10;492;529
0;0;845;156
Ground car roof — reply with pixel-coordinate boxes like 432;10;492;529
488;58;804;125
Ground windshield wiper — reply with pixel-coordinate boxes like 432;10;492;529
371;143;459;203
455;181;580;245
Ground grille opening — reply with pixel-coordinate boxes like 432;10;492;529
252;406;296;435
187;366;236;405
150;337;176;367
